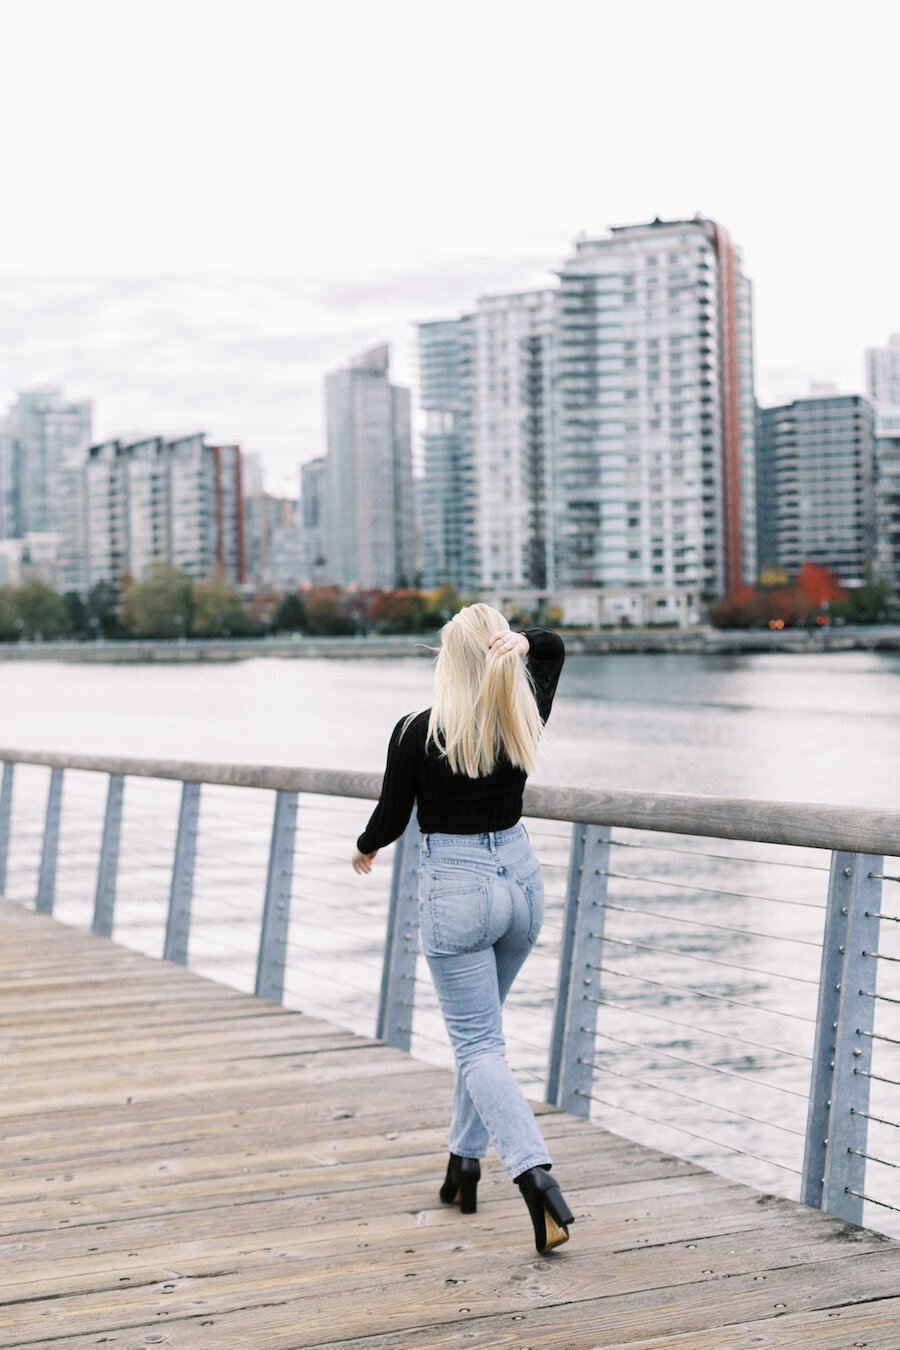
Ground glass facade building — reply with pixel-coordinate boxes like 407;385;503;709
552;219;756;600
324;346;414;589
756;395;876;584
874;409;900;607
866;334;900;407
0;387;92;538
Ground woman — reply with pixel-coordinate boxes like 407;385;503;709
351;603;574;1254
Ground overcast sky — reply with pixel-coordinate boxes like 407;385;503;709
1;0;897;494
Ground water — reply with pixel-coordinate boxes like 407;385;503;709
2;649;899;1231
2;648;900;803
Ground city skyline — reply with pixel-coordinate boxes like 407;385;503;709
1;253;894;498
1;0;897;487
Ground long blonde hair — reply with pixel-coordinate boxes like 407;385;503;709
414;603;545;777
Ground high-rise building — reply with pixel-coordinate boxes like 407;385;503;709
300;456;328;585
0;415;16;540
418;318;475;590
552;218;756;603
866;334;900;408
1;388;92;537
324;346;414;589
756;394;876;585
210;445;246;584
418;217;755;616
874;407;900;607
63;433;244;594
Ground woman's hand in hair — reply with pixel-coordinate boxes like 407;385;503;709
489;630;530;660
352;846;378;875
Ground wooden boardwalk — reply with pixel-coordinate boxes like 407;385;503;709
2;900;900;1349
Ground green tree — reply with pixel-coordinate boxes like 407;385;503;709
122;565;194;639
832;573;892;625
191;574;254;637
0;586;20;642
274;592;306;633
14;578;71;640
371;589;427;633
86;579;124;638
63;591;87;637
304;587;356;635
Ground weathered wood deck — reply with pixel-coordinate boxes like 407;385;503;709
2;899;900;1349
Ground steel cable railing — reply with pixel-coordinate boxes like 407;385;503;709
1;748;899;1238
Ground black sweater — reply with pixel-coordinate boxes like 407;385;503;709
357;629;565;853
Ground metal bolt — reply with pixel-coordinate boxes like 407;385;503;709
844;867;852;877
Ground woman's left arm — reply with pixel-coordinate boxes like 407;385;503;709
521;628;565;723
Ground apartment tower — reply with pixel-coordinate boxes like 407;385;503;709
324;346;414;589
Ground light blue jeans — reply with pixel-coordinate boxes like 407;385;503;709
418;822;552;1180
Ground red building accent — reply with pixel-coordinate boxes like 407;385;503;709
211;445;246;585
713;224;744;595
233;450;246;585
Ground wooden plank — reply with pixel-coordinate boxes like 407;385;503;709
5;1251;900;1349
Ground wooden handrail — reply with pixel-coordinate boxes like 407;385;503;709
1;748;898;855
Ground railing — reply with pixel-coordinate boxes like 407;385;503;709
2;748;899;1236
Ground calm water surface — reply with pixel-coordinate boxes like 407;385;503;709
3;648;900;804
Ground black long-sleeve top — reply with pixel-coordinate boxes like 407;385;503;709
357;629;565;853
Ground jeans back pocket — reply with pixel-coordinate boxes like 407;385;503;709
420;869;492;956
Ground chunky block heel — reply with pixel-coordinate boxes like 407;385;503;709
515;1165;574;1253
439;1153;480;1213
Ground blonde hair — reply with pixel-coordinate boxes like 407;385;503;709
413;602;545;778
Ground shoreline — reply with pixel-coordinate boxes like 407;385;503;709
1;627;899;662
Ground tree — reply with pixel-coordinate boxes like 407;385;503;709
63;591;87;637
274;592;306;633
0;586;19;642
371;589;427;633
192;574;255;637
832;572;893;625
86;580;124;638
14;578;71;640
304;587;356;635
796;561;847;612
122;565;194;639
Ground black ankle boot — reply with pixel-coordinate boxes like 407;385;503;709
515;1165;574;1253
439;1153;480;1213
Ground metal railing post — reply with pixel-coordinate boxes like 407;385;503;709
255;790;298;1003
376;815;420;1052
801;850;883;1223
0;762;13;895
548;823;611;1117
163;781;201;965
92;774;125;937
35;768;64;914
